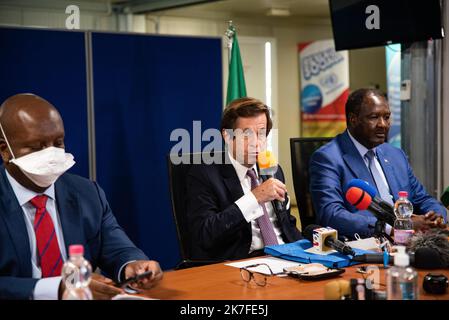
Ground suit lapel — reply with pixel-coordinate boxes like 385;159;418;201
0;168;32;276
339;132;376;186
221;164;244;200
55;178;84;252
376;146;400;201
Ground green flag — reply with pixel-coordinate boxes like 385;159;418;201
226;26;247;104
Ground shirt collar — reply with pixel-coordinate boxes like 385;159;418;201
5;170;55;206
347;130;377;159
227;150;258;183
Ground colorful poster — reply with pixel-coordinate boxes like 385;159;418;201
385;44;401;148
298;40;349;137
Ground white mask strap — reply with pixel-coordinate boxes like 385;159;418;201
0;121;16;160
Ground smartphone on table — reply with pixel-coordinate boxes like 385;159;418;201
115;270;153;288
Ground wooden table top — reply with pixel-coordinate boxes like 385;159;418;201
141;259;449;300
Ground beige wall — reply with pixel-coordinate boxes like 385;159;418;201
349;47;387;92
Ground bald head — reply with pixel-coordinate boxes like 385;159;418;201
0;93;63;142
0;93;65;191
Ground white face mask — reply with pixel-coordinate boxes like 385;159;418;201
0;123;75;187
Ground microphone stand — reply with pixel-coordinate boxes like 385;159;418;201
373;220;394;245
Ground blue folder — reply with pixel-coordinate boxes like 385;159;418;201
264;239;375;268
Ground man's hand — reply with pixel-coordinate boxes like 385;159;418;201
124;260;163;290
251;178;287;204
423;211;447;228
58;273;124;300
412;211;446;232
90;273;124;300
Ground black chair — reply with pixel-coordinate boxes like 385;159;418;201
167;151;224;269
290;137;333;230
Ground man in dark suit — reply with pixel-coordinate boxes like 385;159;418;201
310;88;447;239
186;97;302;261
0;93;163;300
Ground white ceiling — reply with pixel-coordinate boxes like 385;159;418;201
162;0;331;18
88;0;331;18
149;0;332;26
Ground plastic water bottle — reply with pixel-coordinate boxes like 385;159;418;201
393;191;414;245
386;246;418;300
61;244;93;300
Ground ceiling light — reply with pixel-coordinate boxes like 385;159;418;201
266;8;291;17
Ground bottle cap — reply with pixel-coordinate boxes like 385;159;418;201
394;246;409;267
398;191;408;198
69;244;84;256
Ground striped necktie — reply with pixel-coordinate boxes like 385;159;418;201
246;169;279;246
30;195;63;277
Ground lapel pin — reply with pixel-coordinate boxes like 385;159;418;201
384;159;389;163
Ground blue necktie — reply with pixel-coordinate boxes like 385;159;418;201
365;150;394;206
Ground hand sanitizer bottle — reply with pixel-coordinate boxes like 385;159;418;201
386;246;418;300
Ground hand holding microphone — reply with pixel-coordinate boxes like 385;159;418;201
251;178;287;204
256;150;286;211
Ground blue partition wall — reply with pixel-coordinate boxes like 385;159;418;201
0;27;89;178
92;33;223;269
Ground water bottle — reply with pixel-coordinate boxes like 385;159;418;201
386;246;418;300
393;191;414;245
61;244;93;300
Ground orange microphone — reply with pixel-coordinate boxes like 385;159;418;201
257;150;278;176
345;187;395;226
345;187;372;210
257;150;283;212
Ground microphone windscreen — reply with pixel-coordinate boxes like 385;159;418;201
345;179;377;198
303;224;321;242
257;150;278;175
345;187;372;210
409;229;449;268
441;186;449;207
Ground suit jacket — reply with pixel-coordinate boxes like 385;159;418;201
309;130;447;238
0;166;148;300
186;160;302;261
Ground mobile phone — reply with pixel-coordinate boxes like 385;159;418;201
115;270;153;288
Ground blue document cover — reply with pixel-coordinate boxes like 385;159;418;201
264;239;374;268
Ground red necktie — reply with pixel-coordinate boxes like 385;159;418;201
30;195;63;278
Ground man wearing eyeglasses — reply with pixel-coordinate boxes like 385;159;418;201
186;97;302;261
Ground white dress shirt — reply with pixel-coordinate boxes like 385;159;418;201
5;170;67;300
347;130;393;234
228;152;286;252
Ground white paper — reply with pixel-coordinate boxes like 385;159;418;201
304;247;337;255
111;294;157;300
225;257;301;275
345;237;380;251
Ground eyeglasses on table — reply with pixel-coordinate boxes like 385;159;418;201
240;263;274;286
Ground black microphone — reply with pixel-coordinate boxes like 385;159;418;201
304;224;356;256
352;247;445;269
345;187;396;226
408;229;449;268
441;186;449;208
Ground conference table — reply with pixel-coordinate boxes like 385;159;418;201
142;258;449;300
